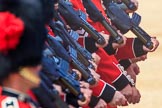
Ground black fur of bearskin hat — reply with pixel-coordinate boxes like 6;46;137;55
0;0;54;80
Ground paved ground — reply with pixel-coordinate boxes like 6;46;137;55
120;0;162;108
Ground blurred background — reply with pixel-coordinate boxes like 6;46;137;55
120;0;162;108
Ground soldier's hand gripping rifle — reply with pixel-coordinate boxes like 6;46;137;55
42;48;86;102
58;0;106;45
102;0;153;49
46;34;96;85
82;0;123;44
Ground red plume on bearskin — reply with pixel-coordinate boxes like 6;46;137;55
0;12;24;54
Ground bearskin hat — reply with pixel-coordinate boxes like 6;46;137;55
0;0;54;80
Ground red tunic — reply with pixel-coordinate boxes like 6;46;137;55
47;24;115;101
0;88;36;108
70;1;129;107
70;0;128;87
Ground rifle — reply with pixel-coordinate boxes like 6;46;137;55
32;72;69;108
121;0;137;11
113;0;137;11
82;0;123;44
42;49;86;101
46;33;96;85
46;34;71;62
48;21;94;69
102;1;153;49
58;0;106;45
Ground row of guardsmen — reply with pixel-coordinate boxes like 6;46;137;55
0;0;159;108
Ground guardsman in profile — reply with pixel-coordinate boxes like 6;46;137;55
0;0;53;107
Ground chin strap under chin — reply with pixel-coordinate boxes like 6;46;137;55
19;67;41;85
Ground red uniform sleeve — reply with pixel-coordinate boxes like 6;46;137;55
46;25;55;36
70;0;86;12
96;48;129;90
115;38;147;60
115;38;135;60
91;79;116;103
70;0;110;35
88;0;111;35
70;0;130;91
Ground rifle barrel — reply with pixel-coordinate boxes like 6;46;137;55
101;20;123;44
131;25;153;49
59;77;86;101
80;17;106;45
